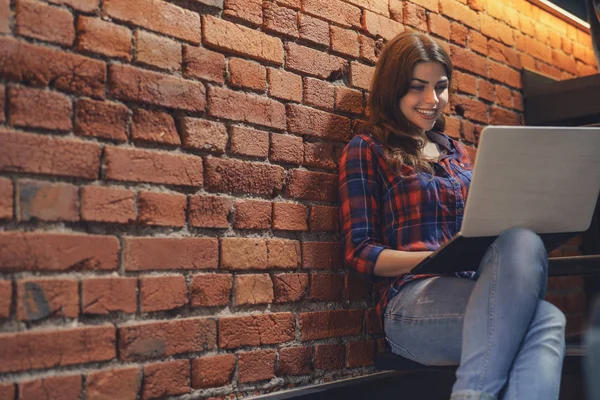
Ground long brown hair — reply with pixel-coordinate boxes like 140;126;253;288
366;31;453;175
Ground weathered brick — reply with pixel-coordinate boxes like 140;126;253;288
454;71;477;96
119;318;216;361
109;64;205;111
221;238;267;270
16;0;75;46
48;0;98;13
480;14;513;46
104;0;200;43
203;15;283;65
487;39;521;69
19;374;82;400
124;237;219;271
444;116;461;139
299;309;363;340
450;22;468;46
469;30;487;55
264;0;299;38
346;0;390;15
0;280;11;319
362;9;404;40
267;239;301;268
208;86;285;129
228;58;266;92
183;45;226;84
0;178;11;220
233;199;271;230
336;86;363;115
17;278;79;320
220;313;294;348
495;84;512;108
303;0;360;28
365;307;383;333
138;191;186;227
304;78;335;111
82;277;137;314
490;106;521;125
74;98;129;141
302;241;343;269
304;141;339;170
238;350;276;383
0;85;4;123
349;61;375;90
285;169;338;202
131;109;180;145
273;202;308;231
205;157;285;196
310;205;338;232
404;2;427;31
234;274;274;306
0;37;106;98
268;68;303;102
270;133;304;164
298;13;329;46
189;195;233;228
450;45;488;77
230;126;270;158
287;104;351;141
77;16;132;61
190;274;232;307
143;360;190;399
552;49;577;75
104;146;203;187
135;30;182;71
279;346;312;375
0;0;9;34
286;42;347;79
462;119;478;143
389;0;403;21
310;273;343;301
224;0;262;25
273;273;308;302
452;95;488;124
330;25;359;57
0;232;119;272
81;186;136;224
489;60;521;88
9;86;72;131
346;340;375;367
314;343;344;370
0;325;115;373
180;117;227;153
358;34;379;63
17;180;78;222
440;0;479;29
191;354;236;389
140;275;188;312
478;78;495;102
86;367;141;400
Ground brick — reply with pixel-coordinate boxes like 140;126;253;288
304;78;335;111
0;280;11;319
219;313;295;349
140;275;187;312
16;0;75;46
477;78;495;102
131;109;180;145
552;49;577;75
279;346;312;375
286;42;347;79
138;191;186;227
277;0;300;8
350;61;375;90
82;277;137;314
17;278;78;320
366;307;383;333
330;26;359;57
310;205;338;231
489;61;521;88
490;106;521;125
86;367;141;400
548;30;562;50
346;273;372;301
454;71;477;96
389;0;403;21
298;13;329;46
77;16;132;61
19;374;82;400
535;23;549;45
238;350;276;383
358;34;379;63
48;0;98;12
9;85;71;130
299;309;363;340
462;119;477;143
302;0;360;28
0;232;118;273
444;116;460;139
190;274;232;307
268;68;303;102
0;85;4;123
285;169;338;202
0;0;8;33
0;325;115;373
189;195;233;228
231;126;270;158
273;273;308;302
452;95;488;124
143;360;190;399
404;2;427;31
81;186;136;224
487;40;521;69
224;0;262;25
267;239;301;268
362;9;404;40
0;383;14;400
124;237;218;271
450;45;487;77
191;354;236;388
229;58;267;92
346;340;375;367
512;90;523;112
221;238;267;270
428;13;450;40
205;157;285;196
287;104;351;141
183;46;226;84
495;84;512;108
271;133;304;164
234;274;274;306
336;86;363;115
302;242;343;269
562;37;573;56
109;64;205;112
534;60;562;80
203;15;283;65
0;37;106;98
208;86;285;129
104;146;203;187
310;273;343;301
273;202;308;231
74;98;129;141
525;36;552;61
17;180;78;222
104;0;199;43
180;117;227;153
450;22;468;46
346;0;390;15
480;14;513;46
119;318;216;361
314;343;344;370
233;199;271;230
439;0;479;29
264;1;299;38
135;30;182;71
577;61;598;77
469;30;487;55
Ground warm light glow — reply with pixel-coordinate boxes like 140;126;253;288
528;0;590;32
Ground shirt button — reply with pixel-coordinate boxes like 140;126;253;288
457;207;464;214
460;163;465;167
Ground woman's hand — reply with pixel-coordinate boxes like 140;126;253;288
373;249;433;277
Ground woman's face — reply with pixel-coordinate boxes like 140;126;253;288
399;61;449;132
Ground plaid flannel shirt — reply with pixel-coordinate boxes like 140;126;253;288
338;131;477;325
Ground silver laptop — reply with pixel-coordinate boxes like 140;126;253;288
411;126;600;274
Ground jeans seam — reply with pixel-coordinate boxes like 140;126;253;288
478;243;498;392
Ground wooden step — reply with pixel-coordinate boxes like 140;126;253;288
548;255;600;276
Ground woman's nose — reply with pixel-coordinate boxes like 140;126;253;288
424;88;439;104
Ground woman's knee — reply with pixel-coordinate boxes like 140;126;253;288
494;228;548;282
536;300;567;339
497;228;545;257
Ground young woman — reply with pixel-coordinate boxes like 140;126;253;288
338;31;566;400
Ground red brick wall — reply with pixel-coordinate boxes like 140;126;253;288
0;0;596;398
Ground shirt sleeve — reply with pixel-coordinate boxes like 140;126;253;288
338;136;389;282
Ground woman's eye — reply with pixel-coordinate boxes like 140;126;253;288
435;85;448;92
411;85;425;91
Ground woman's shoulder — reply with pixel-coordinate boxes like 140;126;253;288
345;132;383;153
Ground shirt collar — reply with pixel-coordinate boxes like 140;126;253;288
426;130;454;153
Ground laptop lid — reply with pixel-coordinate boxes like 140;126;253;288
460;126;600;238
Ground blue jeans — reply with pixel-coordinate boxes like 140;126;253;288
384;228;566;399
